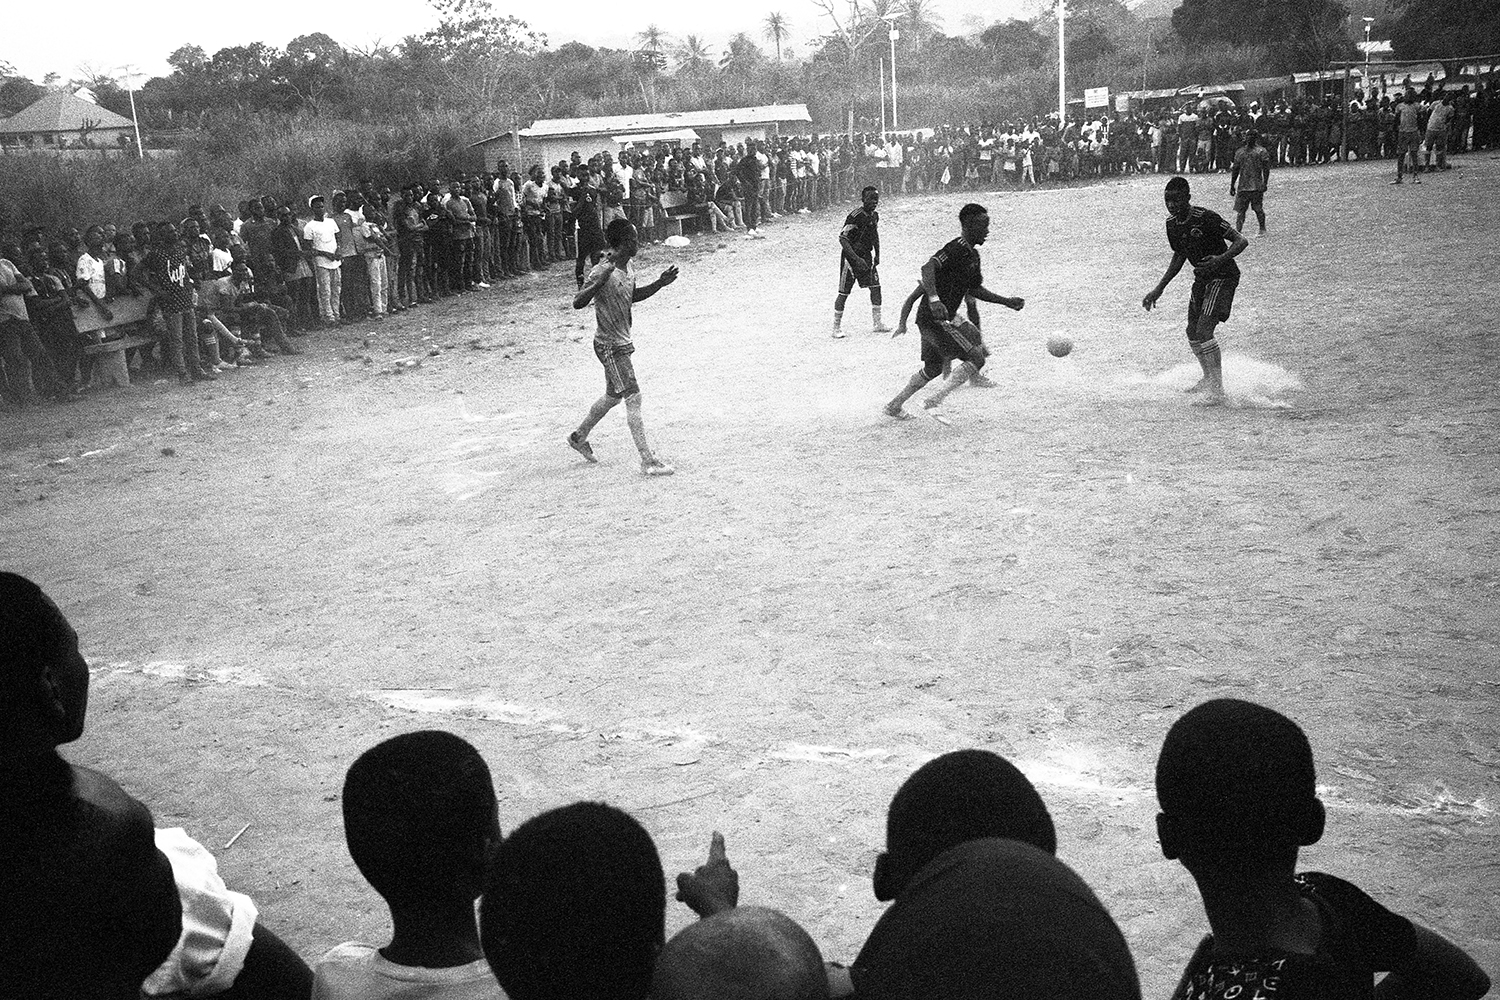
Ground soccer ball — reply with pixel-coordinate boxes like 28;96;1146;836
1047;335;1074;358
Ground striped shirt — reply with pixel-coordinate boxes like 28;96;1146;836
588;261;634;347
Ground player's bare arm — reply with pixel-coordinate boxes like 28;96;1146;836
1229;161;1240;195
632;264;679;302
920;258;946;321
572;260;616;309
1192;229;1248;278
971;286;1024;312
893;283;922;337
1143;252;1188;310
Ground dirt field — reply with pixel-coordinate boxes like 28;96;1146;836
4;152;1497;995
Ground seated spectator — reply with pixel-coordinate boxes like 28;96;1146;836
659;833;828;1000
851;749;1140;1000
0;571;182;998
1156;699;1491;1000
481;802;665;1000
311;730;502;1000
653;907;828;1000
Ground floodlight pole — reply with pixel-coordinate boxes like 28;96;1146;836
887;21;900;131
879;57;887;133
1058;0;1067;126
120;64;144;160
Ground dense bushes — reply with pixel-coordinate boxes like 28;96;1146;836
0;112;487;233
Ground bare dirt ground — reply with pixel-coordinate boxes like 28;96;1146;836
4;153;1497;995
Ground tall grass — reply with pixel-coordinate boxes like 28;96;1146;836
0;112;486;234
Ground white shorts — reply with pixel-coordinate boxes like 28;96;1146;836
142;828;260;997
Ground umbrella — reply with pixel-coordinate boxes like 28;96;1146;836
1197;95;1237;112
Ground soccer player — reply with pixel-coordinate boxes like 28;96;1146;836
1142;176;1248;406
883;203;1024;422
1229;130;1271;235
568;219;679;477
832;185;888;338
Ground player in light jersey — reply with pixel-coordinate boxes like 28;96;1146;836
568;219;679;476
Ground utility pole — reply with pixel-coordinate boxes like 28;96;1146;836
886;18;900;131
1058;0;1067;126
119;64;145;160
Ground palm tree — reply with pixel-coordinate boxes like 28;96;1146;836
763;11;791;62
678;34;713;74
901;0;943;56
636;24;670;72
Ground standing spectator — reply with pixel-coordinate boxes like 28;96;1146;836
302;197;344;324
1423;93;1454;171
1;241;66;406
1392;92;1423;184
468;179;493;285
737;141;763;237
520;166;549;269
142;222;213;382
271;207;314;330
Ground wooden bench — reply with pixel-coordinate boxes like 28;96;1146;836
73;294;156;388
658;191;701;238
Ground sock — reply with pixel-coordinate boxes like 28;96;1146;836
872;305;884;327
924;362;975;408
887;368;932;411
833;309;843;329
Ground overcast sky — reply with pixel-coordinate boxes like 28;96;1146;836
7;0;1038;85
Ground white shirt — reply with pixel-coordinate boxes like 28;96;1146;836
613;163;634;199
311;942;505;1000
76;252;106;299
302;218;342;270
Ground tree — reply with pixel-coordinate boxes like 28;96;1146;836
167;45;208;74
720;33;767;78
418;0;546;109
764;11;792;62
636;24;670;71
981;19;1047;74
1387;0;1500;61
1171;0;1352;71
678;35;715;75
902;0;944;55
811;0;902;125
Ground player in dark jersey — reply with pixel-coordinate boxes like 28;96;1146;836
832;186;889;338
1142;176;1248;406
883;203;1025;422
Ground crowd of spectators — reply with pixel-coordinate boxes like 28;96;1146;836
2;571;1494;1000
3;77;1495;411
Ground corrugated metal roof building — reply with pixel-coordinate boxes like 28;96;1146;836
0;90;135;149
471;104;812;173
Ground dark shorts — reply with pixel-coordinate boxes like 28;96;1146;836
1233;190;1264;213
594;340;639;399
838;257;879;294
1187;275;1238;341
1397;130;1421;154
917;317;987;376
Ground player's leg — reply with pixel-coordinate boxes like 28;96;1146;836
625;393;672;475
1234;191;1248;234
869;270;889;332
833;262;854;338
1189;320;1225;404
1184;282;1214;395
885;332;941;418
1251;192;1266;234
570;393;616;461
922;321;986;412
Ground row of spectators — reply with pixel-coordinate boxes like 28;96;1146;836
3;84;1493;409
3;571;1493;1000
